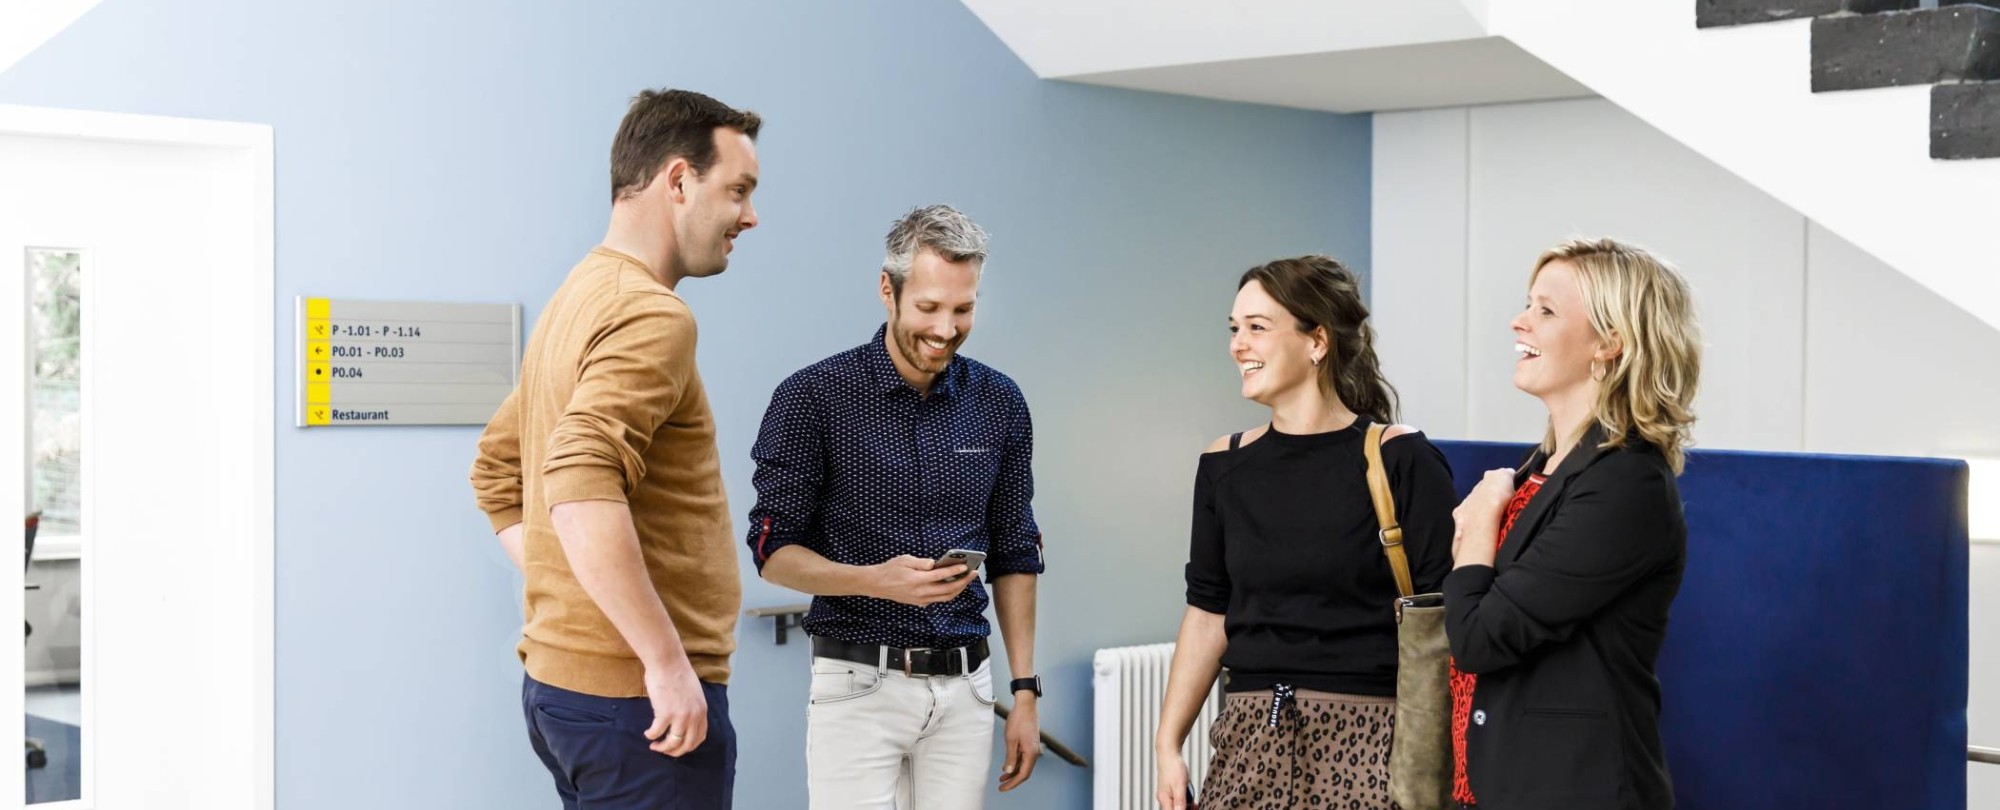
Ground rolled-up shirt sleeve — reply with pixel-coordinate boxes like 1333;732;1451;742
470;389;526;532
541;301;691;506
746;371;828;571
983;388;1043;579
1185;460;1229;614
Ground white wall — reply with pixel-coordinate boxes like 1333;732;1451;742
1974;546;2000;803
1374;97;2000;806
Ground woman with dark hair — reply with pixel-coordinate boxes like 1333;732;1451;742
1154;255;1457;810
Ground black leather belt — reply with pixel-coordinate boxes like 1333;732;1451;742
810;636;989;677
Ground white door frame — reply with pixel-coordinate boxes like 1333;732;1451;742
0;104;273;809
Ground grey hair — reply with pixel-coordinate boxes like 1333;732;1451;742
882;205;988;295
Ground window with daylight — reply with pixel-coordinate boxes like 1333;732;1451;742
29;248;82;540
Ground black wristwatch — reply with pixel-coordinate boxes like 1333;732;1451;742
1009;675;1043;698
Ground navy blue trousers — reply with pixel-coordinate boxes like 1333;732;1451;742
522;674;735;809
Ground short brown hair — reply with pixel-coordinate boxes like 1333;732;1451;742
609;89;762;203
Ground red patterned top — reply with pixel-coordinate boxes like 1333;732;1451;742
1450;473;1546;806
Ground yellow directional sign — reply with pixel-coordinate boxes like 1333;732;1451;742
297;296;520;427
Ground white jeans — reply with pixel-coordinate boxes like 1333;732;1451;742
805;653;996;810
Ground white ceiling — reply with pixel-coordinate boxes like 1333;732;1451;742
1067;38;1592;115
0;0;103;76
960;0;1593;113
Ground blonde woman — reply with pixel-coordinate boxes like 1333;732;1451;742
1446;238;1700;810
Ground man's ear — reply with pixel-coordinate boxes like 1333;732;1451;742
661;157;694;204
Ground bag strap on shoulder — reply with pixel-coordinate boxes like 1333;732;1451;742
1363;423;1415;598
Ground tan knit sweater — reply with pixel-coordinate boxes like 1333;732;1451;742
471;247;739;695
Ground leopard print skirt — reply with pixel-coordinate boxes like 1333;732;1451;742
1197;687;1397;810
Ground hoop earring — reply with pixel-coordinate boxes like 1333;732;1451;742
1590;359;1607;381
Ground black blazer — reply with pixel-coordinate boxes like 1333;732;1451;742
1444;424;1686;810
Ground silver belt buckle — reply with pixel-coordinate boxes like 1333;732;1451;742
901;647;931;677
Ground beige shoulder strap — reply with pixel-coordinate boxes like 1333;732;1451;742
1363;423;1414;598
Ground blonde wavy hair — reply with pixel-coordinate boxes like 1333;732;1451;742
1532;238;1702;474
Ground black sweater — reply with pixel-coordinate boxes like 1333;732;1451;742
1185;419;1457;696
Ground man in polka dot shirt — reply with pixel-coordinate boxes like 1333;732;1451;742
748;205;1046;809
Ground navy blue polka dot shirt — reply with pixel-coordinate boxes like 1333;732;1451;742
746;325;1044;648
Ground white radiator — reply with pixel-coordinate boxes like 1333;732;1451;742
1093;643;1225;810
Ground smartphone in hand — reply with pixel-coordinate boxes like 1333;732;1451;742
933;548;985;582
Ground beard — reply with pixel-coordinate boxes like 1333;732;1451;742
890;317;962;375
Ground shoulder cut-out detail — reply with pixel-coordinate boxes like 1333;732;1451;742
1204;425;1270;453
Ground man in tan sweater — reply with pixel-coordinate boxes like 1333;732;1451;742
470;88;760;810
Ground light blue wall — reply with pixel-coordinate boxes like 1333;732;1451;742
0;1;1370;807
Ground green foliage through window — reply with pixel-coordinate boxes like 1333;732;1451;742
29;250;81;536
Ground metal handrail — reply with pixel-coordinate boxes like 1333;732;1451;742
748;600;808;620
744;603;809;645
1973;745;2000;766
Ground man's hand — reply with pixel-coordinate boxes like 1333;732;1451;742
999;696;1041;791
642;659;709;758
863;555;973;606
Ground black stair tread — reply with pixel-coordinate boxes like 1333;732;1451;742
1932;81;2000;158
1698;1;1920;30
1812;6;2000;92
